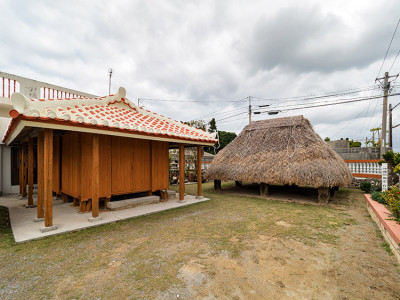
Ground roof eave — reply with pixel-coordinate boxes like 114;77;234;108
6;118;216;146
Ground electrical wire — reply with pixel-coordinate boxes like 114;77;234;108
256;93;400;114
376;17;400;79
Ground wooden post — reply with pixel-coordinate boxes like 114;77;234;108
27;138;34;206
22;144;28;197
19;146;22;195
214;179;222;190
179;144;185;201
197;146;203;198
91;134;99;218
44;129;53;227
260;183;270;196
318;187;330;204
37;131;44;218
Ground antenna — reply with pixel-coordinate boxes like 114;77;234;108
108;68;113;95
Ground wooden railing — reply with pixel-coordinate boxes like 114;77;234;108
344;159;382;179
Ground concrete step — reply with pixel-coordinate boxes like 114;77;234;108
167;190;177;199
107;195;160;210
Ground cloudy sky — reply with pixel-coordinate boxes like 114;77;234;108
1;0;400;149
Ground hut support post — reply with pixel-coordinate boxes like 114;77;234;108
260;183;270;196
36;131;44;219
90;134;101;221
41;129;56;231
27;138;35;207
318;187;330;204
22;144;28;197
214;180;221;190
196;146;203;199
179;144;185;202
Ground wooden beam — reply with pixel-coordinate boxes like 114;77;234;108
22;144;27;197
92;134;99;218
179;144;185;201
19;146;22;195
44;129;53;227
27;138;34;206
37;131;44;218
197;145;202;198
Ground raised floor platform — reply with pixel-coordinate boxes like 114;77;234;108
0;193;208;243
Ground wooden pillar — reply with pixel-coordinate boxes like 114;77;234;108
260;182;270;196
44;129;53;227
318;187;330;204
179;144;185;201
37;131;44;218
19;146;22;195
214;180;221;190
27;138;34;206
22;144;28;197
91;134;99;218
19;143;28;197
197;146;203;198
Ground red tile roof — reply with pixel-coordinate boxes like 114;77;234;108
3;87;218;144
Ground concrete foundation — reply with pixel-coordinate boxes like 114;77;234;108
40;225;58;233
107;195;160;210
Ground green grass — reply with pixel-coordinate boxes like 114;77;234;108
0;182;360;299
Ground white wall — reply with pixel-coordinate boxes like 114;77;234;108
1;145;19;195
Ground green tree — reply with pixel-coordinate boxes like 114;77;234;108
324;137;330;141
208;118;217;133
217;131;237;153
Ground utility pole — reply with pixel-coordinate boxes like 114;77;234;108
248;96;252;124
381;72;389;156
108;68;113;95
376;72;398;156
389;103;393;148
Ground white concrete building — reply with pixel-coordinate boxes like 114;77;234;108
0;71;97;195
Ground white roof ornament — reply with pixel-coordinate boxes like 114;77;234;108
11;93;27;113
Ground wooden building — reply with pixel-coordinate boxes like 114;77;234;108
2;87;217;231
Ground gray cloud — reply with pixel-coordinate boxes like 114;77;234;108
0;0;400;150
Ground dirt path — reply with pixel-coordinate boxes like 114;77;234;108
1;184;400;299
166;189;400;299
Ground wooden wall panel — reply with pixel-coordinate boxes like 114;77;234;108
80;133;92;201
132;139;151;192
62;133;169;199
80;133;112;200
111;136;135;194
61;132;80;198
52;136;61;194
99;135;112;198
152;141;169;191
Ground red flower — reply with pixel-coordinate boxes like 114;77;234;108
397;192;400;194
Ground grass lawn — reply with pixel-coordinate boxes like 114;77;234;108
0;182;399;299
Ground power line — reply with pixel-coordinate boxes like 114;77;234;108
389;48;400;73
256;93;400;115
251;85;377;102
376;17;400;79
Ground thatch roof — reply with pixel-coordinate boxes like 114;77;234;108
205;115;352;188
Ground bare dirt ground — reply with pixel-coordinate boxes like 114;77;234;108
1;182;400;299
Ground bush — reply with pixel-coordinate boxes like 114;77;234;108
382;186;400;221
360;181;372;193
371;191;385;204
371;184;382;192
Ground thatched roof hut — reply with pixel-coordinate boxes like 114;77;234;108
205;116;352;201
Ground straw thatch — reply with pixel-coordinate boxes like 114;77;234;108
205;115;352;188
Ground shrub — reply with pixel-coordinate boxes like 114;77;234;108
382;186;400;221
371;191;385;204
371;184;382;192
360;181;372;193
